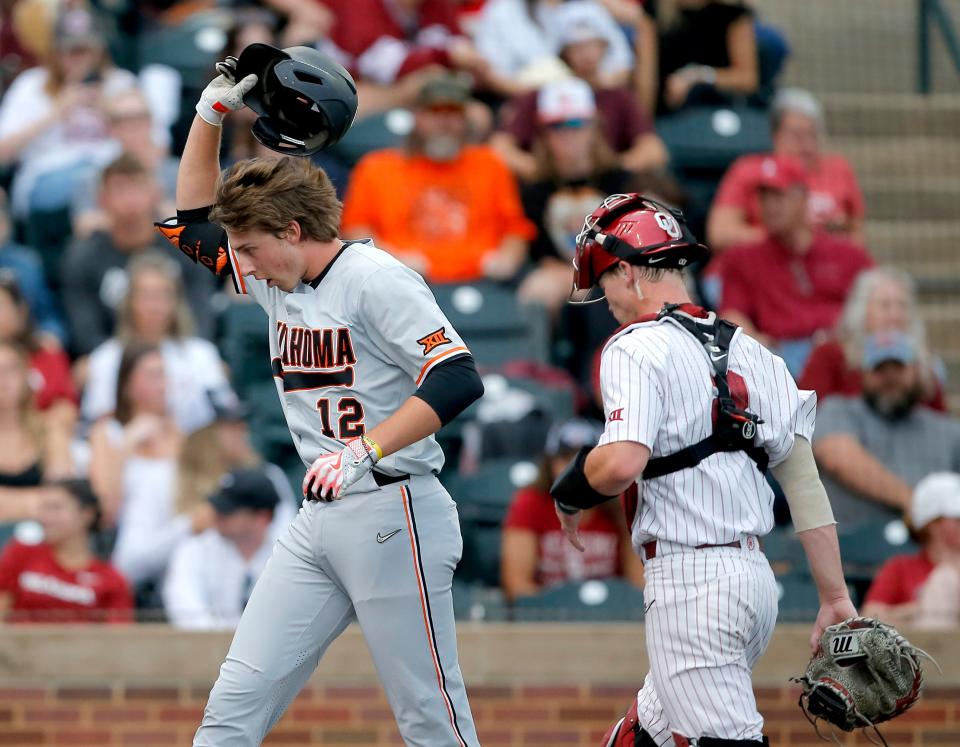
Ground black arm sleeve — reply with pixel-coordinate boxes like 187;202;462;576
413;355;484;426
550;447;619;510
154;206;240;292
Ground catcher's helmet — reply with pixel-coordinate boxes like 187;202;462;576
572;194;708;301
235;43;358;156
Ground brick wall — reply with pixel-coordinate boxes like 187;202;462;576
1;682;958;746
1;625;956;746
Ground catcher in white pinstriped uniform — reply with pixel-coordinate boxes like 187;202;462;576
550;194;857;747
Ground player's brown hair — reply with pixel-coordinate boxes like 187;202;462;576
211;157;341;242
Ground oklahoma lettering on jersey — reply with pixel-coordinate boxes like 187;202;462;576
598;309;816;549
273;322;358;391
237;240;470;482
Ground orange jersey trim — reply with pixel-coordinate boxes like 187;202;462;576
415;346;469;387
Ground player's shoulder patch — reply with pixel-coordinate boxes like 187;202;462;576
417;327;453;356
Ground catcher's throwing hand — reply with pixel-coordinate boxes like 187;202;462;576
810;595;859;654
303;437;380;501
554;503;585;552
196;56;258;126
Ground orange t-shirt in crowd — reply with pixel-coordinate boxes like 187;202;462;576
341;145;536;283
713;152;865;232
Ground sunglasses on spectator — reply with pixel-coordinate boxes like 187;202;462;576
545;118;591;130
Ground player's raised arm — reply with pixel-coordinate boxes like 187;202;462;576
155;59;256;288
178;58;257;210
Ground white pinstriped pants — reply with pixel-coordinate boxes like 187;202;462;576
635;540;779;744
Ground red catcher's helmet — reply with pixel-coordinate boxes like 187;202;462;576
572;194;709;297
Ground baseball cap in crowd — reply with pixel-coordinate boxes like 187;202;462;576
862;332;916;370
208;469;280;514
545;418;603;456
54;8;105;50
208;388;251;423
756;154;809;192
555;3;609;50
537;77;596;126
416;74;472;109
911;472;960;530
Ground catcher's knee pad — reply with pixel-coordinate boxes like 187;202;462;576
601;698;658;747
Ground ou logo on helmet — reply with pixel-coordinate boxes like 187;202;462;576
654;212;682;239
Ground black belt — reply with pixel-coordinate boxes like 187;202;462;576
373;471;409;487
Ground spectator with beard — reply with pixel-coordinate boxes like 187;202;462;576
341;74;534;284
812;333;960;531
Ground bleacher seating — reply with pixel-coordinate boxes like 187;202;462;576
431;282;550;369
510;579;647;622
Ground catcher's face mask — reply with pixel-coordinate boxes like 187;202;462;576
571;194;709;304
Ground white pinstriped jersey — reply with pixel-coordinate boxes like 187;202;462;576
598;309;817;549
235;240;469;476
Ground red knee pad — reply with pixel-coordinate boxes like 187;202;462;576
602;698;641;747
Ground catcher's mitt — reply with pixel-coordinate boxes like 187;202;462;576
793;617;938;745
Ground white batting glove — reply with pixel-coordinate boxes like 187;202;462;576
196;56;258;126
303;437;381;502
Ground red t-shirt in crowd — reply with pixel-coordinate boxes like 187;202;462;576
29;347;79;410
502;87;654;153
799;339;947;412
720;232;874;341
323;0;461;82
713;152;865;232
0;541;133;623
864;552;936;607
504;487;623;587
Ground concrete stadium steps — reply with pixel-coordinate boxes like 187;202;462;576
833;136;960;178
758;0;960;94
861;177;960;221
920;304;960;352
822;94;960;139
864;220;960;265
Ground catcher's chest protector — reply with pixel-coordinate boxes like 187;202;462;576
641;305;768;479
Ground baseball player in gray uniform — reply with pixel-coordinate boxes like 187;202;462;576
157;56;482;746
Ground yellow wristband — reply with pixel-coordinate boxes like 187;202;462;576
362;435;383;462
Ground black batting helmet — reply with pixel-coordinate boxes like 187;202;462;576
235;43;358;156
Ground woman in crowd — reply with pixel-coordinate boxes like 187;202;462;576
500;419;644;601
635;0;759;116
0;478;132;623
81;251;233;434
516;78;638;313
0;7;139;217
799;266;946;411
88;342;212;589
0;274;76;412
0;341;74;528
473;0;633;95
708;87;865;252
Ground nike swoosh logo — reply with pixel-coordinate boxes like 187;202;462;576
710;352;727;361
647;257;665;264
377;529;402;544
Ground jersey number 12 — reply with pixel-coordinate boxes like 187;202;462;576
316;397;365;439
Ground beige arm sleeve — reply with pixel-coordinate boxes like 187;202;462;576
770;435;836;533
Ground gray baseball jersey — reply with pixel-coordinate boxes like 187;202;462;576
194;239;480;747
241;239;468;477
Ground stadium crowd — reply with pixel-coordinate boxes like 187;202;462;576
0;0;957;628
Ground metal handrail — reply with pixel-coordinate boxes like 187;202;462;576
918;0;960;92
